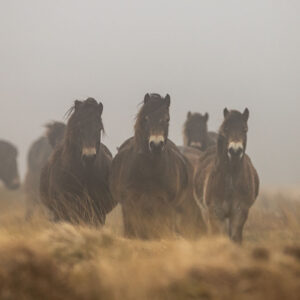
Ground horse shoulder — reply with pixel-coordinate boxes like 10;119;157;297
110;143;133;192
193;149;217;202
117;137;134;152
167;143;191;189
179;146;202;167
94;144;112;182
207;132;218;146
100;143;113;160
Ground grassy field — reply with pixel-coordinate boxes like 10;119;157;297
0;187;299;300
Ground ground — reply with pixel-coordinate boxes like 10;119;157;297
0;187;299;300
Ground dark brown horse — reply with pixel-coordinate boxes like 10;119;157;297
183;112;217;151
0;140;20;190
193;108;259;243
111;93;203;239
45;121;66;149
178;112;216;168
24;122;66;219
40;98;115;224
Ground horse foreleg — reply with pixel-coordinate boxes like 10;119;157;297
207;204;228;236
229;206;249;244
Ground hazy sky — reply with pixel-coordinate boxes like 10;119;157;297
0;0;299;185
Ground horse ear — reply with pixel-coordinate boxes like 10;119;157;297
187;111;192;119
74;100;82;111
243;108;249;121
204;112;209;122
165;94;170;107
144;93;150;104
98;102;103;115
223;108;229;118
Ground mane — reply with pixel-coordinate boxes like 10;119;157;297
219;110;245;133
134;94;167;149
67;98;103;129
63;98;104;150
136;94;165;119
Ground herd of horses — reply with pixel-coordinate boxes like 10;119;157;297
0;94;259;243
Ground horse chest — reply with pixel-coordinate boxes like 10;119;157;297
222;173;246;210
128;160;177;201
224;176;235;199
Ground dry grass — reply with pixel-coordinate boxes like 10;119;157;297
0;187;299;300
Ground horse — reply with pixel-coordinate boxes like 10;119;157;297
183;111;217;151
40;98;115;225
193;108;259;243
110;93;203;239
178;111;218;168
24;122;66;219
45;121;66;149
0;140;20;190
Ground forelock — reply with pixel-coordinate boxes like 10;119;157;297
138;95;168;118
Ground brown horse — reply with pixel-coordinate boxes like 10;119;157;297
183;111;217;151
179;111;218;168
24;122;66;219
0;140;20;190
110;93;203;239
45;121;66;149
193;108;259;243
40;98;115;225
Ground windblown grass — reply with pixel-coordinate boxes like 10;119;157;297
0;187;299;300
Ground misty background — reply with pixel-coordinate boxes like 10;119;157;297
0;0;299;185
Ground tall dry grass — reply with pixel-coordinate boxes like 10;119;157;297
0;187;299;300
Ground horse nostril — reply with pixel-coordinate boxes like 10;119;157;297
82;154;96;165
229;147;243;157
149;140;164;152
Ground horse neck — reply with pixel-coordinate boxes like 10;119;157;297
62;132;82;167
134;128;149;153
200;131;209;150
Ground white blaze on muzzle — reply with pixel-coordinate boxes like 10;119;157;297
228;141;244;159
190;141;202;148
149;135;165;149
82;147;97;157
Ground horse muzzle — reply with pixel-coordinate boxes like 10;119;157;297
149;135;165;154
82;147;97;165
190;141;203;149
228;141;244;160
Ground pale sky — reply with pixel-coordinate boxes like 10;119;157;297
0;0;299;185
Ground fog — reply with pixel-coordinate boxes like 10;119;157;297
0;0;299;185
